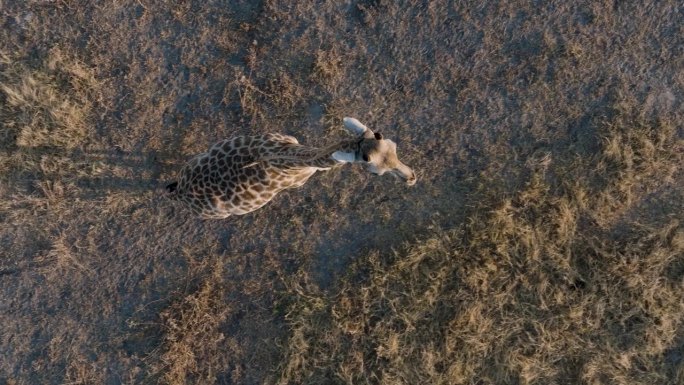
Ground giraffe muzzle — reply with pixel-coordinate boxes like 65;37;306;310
406;173;417;186
394;161;417;186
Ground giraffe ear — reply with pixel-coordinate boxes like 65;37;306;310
343;117;370;136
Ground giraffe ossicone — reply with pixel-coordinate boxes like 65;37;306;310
166;117;416;219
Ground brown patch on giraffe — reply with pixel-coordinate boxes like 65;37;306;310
261;191;273;200
242;190;256;201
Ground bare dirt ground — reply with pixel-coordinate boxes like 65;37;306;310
1;1;683;384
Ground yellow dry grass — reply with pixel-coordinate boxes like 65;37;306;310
142;250;252;385
0;51;103;223
0;49;95;151
275;115;684;385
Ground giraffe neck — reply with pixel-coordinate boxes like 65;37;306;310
257;138;362;169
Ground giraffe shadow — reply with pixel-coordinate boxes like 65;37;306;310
5;145;181;202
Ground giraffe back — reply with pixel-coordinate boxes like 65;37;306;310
170;133;316;219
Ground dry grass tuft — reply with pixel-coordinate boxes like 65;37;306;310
0;50;105;223
313;48;343;88
147;258;235;385
36;232;94;277
231;73;268;125
0;49;96;151
592;118;680;227
62;355;101;385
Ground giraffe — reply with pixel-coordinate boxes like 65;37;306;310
166;117;416;219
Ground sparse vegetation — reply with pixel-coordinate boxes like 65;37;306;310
1;1;682;385
276;114;683;385
0;50;92;149
147;258;233;385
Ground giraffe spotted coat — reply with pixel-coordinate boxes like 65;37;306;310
166;118;416;219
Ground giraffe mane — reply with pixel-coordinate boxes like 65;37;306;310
242;139;360;169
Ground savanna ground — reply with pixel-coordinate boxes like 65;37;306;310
1;1;683;384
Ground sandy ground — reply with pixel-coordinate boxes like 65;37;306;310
1;1;683;384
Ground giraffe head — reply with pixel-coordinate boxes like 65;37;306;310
336;117;417;186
